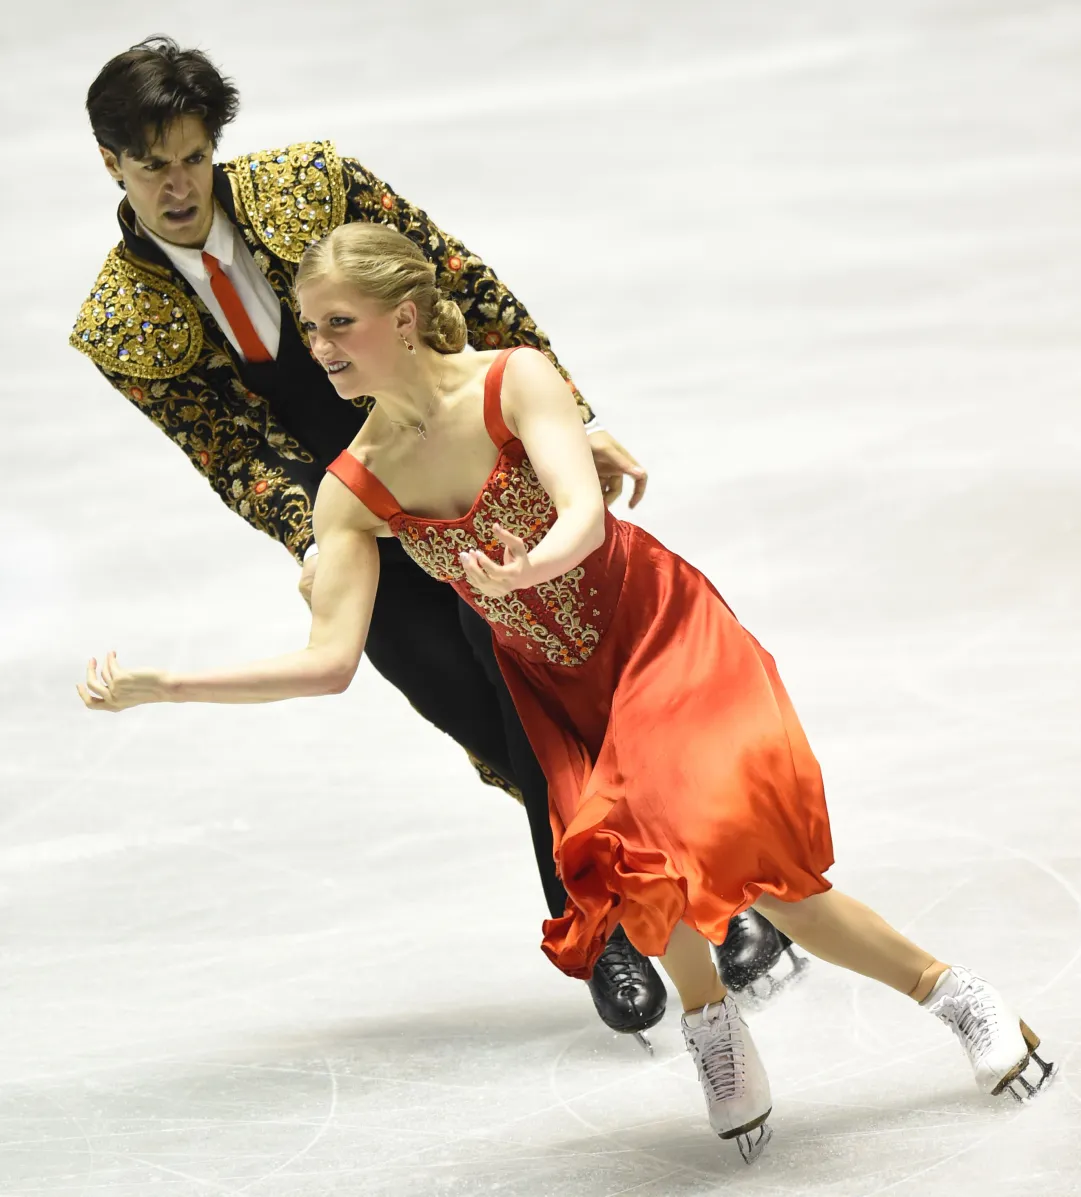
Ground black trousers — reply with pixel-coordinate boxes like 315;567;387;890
366;538;568;919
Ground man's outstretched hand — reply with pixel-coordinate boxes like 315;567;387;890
588;431;648;509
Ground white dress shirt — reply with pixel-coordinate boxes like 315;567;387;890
138;204;283;360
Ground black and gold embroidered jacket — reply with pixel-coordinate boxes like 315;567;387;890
70;141;594;563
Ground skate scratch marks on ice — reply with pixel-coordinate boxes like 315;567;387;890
111;1057;338;1196
233;1056;339;1195
849;873;974;1053
887;813;1081;1002
544;1028;730;1185
788;815;1078;1101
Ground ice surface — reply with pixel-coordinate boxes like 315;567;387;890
2;2;1080;1193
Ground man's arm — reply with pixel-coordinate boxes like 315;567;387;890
339;156;596;426
84;361;322;562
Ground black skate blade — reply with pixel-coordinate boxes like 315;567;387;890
735;1121;773;1164
1005;1050;1056;1103
633;1030;654;1055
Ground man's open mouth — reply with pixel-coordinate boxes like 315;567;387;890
163;205;198;223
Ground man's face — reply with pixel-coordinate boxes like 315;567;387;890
99;114;215;247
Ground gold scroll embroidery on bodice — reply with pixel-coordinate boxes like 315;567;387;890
395;450;603;668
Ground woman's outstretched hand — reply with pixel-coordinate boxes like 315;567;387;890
77;652;169;713
459;524;534;597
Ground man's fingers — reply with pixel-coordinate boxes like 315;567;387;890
628;470;649;509
596;441;642;474
601;474;624;507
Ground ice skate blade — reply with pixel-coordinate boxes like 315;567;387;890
738;948;810;1010
722;1118;772;1165
995;1022;1056;1102
633;1030;654;1055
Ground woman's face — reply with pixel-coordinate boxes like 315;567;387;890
298;276;407;399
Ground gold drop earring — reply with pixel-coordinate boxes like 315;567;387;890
400;335;416;355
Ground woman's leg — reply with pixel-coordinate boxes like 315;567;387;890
662;921;773;1158
754;890;948;1000
659;921;729;1011
755;889;1052;1099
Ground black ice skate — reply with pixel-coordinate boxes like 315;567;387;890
587;925;667;1053
712;910;809;1007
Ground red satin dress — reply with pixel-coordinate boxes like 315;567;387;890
328;348;834;978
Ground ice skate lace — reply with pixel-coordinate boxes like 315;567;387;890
595;931;648;991
935;981;998;1061
730;912;752;936
688;1004;745;1102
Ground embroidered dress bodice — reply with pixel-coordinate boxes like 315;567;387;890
327;348;624;667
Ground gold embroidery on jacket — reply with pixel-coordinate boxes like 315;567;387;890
70;248;202;380
466;753;525;805
233;141;347;264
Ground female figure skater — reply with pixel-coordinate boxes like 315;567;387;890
79;224;1053;1162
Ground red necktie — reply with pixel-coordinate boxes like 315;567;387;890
201;252;271;362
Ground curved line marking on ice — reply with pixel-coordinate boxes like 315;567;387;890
232;1055;340;1194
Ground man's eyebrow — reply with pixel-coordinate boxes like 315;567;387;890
134;145;209;166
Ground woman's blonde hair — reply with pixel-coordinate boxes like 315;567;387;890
295;223;468;354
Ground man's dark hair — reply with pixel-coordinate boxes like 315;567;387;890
86;36;240;159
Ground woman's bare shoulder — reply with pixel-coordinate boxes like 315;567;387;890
500;347;571;420
316;455;387;536
501;345;560;386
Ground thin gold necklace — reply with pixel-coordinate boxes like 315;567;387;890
388;359;445;440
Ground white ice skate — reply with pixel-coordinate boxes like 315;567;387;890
682;995;773;1163
921;966;1055;1101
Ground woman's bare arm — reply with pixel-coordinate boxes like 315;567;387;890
500;349;607;583
79;478;382;711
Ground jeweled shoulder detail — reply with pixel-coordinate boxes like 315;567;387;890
230;140;347;264
70;247;202;380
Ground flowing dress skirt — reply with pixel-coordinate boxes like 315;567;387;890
494;521;835;978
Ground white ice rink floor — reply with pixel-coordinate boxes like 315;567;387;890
3;2;1081;1194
